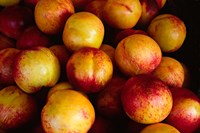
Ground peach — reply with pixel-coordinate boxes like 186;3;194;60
13;46;60;94
152;56;184;88
0;48;20;86
114;28;147;45
102;0;142;29
137;0;160;27
115;34;162;77
0;86;38;129
47;81;74;99
165;87;200;133
155;0;167;9
140;123;180;133
84;0;107;21
99;44;116;71
62;12;104;52
16;26;51;50
96;75;127;118
147;14;186;52
34;0;74;34
41;89;95;133
121;74;173;124
49;44;71;80
88;115;115;133
66;47;113;93
0;5;34;39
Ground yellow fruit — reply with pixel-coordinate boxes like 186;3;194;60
0;0;20;6
152;56;184;88
42;89;95;133
47;81;73;99
140;123;180;133
34;0;74;34
115;34;162;77
147;14;186;53
66;47;113;93
62;12;104;52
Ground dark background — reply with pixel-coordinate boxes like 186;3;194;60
161;0;200;98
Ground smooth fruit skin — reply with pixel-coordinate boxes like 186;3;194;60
62;12;104;52
66;47;113;93
16;26;51;50
155;0;166;9
165;87;200;133
41;89;95;133
140;123;180;133
138;0;160;27
0;86;38;129
121;74;173;124
47;81;73;99
0;5;34;39
13;46;60;94
0;48;20;86
96;75;127;118
34;0;75;34
152;56;184;88
84;0;107;21
88;115;115;133
115;34;162;77
102;0;142;29
147;14;186;53
49;44;71;80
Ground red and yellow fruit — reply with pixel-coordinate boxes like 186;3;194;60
66;47;113;93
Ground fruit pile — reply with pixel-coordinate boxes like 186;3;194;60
0;0;199;133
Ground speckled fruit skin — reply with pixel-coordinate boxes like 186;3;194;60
13;46;60;94
41;89;95;133
102;0;142;29
62;12;104;52
66;47;113;93
165;87;200;133
152;56;184;88
147;14;186;53
115;34;162;77
0;48;20;86
121;74;173;124
0;86;38;129
34;0;74;35
140;123;180;133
